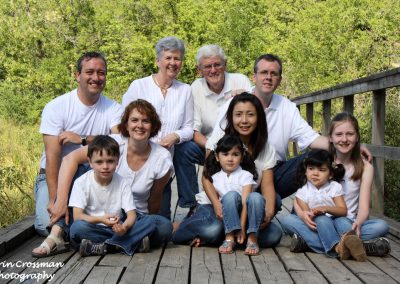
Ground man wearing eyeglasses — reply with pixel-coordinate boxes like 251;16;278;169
173;44;252;216
207;53;371;200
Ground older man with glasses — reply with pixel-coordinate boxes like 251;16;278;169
173;44;252;217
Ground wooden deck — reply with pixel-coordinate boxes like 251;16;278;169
1;180;400;284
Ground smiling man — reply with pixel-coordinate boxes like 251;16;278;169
173;44;252;215
34;52;123;236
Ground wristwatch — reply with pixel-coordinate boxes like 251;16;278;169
80;135;87;146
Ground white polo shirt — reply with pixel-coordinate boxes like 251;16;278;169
296;181;344;217
196;143;277;204
212;166;257;198
206;93;319;161
192;72;252;138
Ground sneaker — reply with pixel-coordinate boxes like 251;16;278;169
363;237;391;257
290;233;308;253
138;236;150;253
79;239;107;257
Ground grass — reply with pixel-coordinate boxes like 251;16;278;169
0;118;42;228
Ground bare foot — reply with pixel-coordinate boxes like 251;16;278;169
190;237;201;247
236;230;246;245
172;222;180;233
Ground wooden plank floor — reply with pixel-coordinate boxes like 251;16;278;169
1;180;400;284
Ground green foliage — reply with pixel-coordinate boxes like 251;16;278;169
0;118;42;227
0;0;399;223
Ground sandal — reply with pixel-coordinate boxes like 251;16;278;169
244;242;260;256
32;234;70;258
219;239;235;254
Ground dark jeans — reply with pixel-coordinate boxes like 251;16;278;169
273;153;307;200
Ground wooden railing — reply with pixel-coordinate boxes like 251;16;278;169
291;67;400;214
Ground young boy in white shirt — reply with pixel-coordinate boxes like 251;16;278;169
68;135;156;256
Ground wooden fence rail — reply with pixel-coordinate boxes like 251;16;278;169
291;67;400;214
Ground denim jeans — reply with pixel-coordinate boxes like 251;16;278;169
158;178;173;219
34;173;51;237
333;217;389;241
34;164;91;237
281;213;341;256
273;153;307;200
221;191;243;234
69;214;156;256
172;204;224;246
247;192;283;248
172;193;282;248
173;141;204;208
146;214;173;248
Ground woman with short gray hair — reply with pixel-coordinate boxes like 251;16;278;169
122;36;194;219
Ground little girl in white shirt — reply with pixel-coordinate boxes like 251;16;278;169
286;149;367;261
203;134;257;254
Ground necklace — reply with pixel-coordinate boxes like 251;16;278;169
152;74;171;97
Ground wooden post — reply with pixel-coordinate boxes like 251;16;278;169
306;103;313;127
322;100;331;136
343;95;354;114
371;89;386;214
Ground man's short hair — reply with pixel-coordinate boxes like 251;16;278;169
76;51;107;73
87;135;120;160
253;54;283;75
155;36;185;60
196;44;227;65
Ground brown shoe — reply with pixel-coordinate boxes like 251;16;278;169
345;235;366;261
336;231;353;260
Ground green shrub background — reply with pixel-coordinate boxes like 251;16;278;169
0;0;399;227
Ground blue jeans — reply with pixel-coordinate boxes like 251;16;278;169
333;217;389;240
221;191;275;237
159;178;173;219
34;173;50;237
273;153;307;200
69;214;156;256
172;193;282;248
173;141;204;208
146;214;173;248
221;191;243;234
281;213;341;256
172;204;224;246
247;192;283;248
34;164;91;236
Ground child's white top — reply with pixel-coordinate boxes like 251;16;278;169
340;166;360;220
110;134;173;215
211;166;257;198
295;180;344;217
69;171;135;226
196;143;276;204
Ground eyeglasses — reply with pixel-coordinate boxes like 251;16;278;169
256;70;281;78
200;63;225;72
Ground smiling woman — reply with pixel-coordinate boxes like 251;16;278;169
173;93;282;255
122;36;194;218
32;100;174;258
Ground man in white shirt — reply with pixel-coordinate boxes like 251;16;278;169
173;45;252;215
207;54;370;200
251;54;329;199
34;52;123;236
